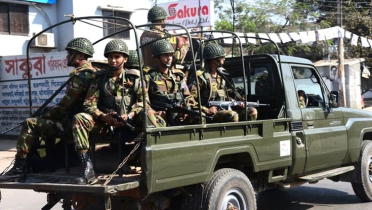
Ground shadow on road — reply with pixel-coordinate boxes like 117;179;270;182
257;185;361;210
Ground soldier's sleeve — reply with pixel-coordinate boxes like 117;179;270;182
189;75;209;113
43;75;88;119
83;77;102;118
130;78;148;115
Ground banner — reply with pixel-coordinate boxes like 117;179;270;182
0;51;72;135
159;0;214;30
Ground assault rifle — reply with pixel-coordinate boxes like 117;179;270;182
209;100;270;110
101;108;135;132
151;100;213;121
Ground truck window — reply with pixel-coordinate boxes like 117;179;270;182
292;67;325;108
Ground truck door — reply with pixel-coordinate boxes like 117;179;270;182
291;66;347;172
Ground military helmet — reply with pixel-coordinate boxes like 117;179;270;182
203;43;226;60
126;50;143;68
152;39;175;57
65;37;94;58
104;39;129;58
148;6;167;22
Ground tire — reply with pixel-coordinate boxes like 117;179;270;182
351;140;372;202
202;168;256;210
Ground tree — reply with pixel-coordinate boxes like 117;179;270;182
213;0;333;59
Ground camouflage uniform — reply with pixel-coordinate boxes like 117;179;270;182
16;39;97;157
72;40;165;153
140;6;169;69
140;6;189;69
146;39;196;126
0;37;97;182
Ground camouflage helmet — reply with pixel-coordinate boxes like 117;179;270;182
148;6;167;22
104;39;129;58
203;43;226;60
126;50;143;68
65;37;94;58
152;39;175;57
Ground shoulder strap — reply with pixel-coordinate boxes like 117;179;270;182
202;71;213;103
125;69;140;94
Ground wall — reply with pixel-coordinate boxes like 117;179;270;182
0;2;58;56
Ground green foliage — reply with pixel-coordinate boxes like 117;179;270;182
213;0;372;67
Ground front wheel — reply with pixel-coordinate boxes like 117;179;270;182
202;168;256;210
351;140;372;202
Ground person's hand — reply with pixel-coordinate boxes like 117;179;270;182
156;111;167;119
206;106;218;116
178;113;188;122
238;101;245;108
100;112;124;127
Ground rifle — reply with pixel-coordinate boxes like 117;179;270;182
151;100;213;121
209;100;270;111
101;108;135;132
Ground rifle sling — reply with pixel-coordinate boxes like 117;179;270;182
32;77;72;117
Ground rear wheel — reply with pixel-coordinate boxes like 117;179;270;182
202;168;256;210
351;140;372;201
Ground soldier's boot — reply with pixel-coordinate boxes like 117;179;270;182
0;155;26;182
75;153;95;185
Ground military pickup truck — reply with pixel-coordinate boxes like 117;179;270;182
1;17;372;210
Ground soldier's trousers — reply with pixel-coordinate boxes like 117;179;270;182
16;117;72;157
72;110;165;152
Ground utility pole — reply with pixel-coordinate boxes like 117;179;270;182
337;0;346;106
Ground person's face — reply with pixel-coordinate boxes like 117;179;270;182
214;57;225;67
159;53;173;68
107;53;127;70
66;49;82;67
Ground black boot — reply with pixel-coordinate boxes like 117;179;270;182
75;153;95;185
0;156;26;182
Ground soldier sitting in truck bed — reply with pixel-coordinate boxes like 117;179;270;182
190;42;257;123
145;39;197;126
71;39;164;184
0;38;98;182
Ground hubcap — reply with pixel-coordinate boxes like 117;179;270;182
221;189;247;210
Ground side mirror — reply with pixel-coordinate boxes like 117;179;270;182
330;91;339;108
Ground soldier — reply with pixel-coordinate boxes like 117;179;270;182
190;43;258;123
0;37;97;182
140;6;189;69
126;50;143;70
140;6;169;69
255;70;270;95
146;39;196;126
71;39;164;184
298;90;307;108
